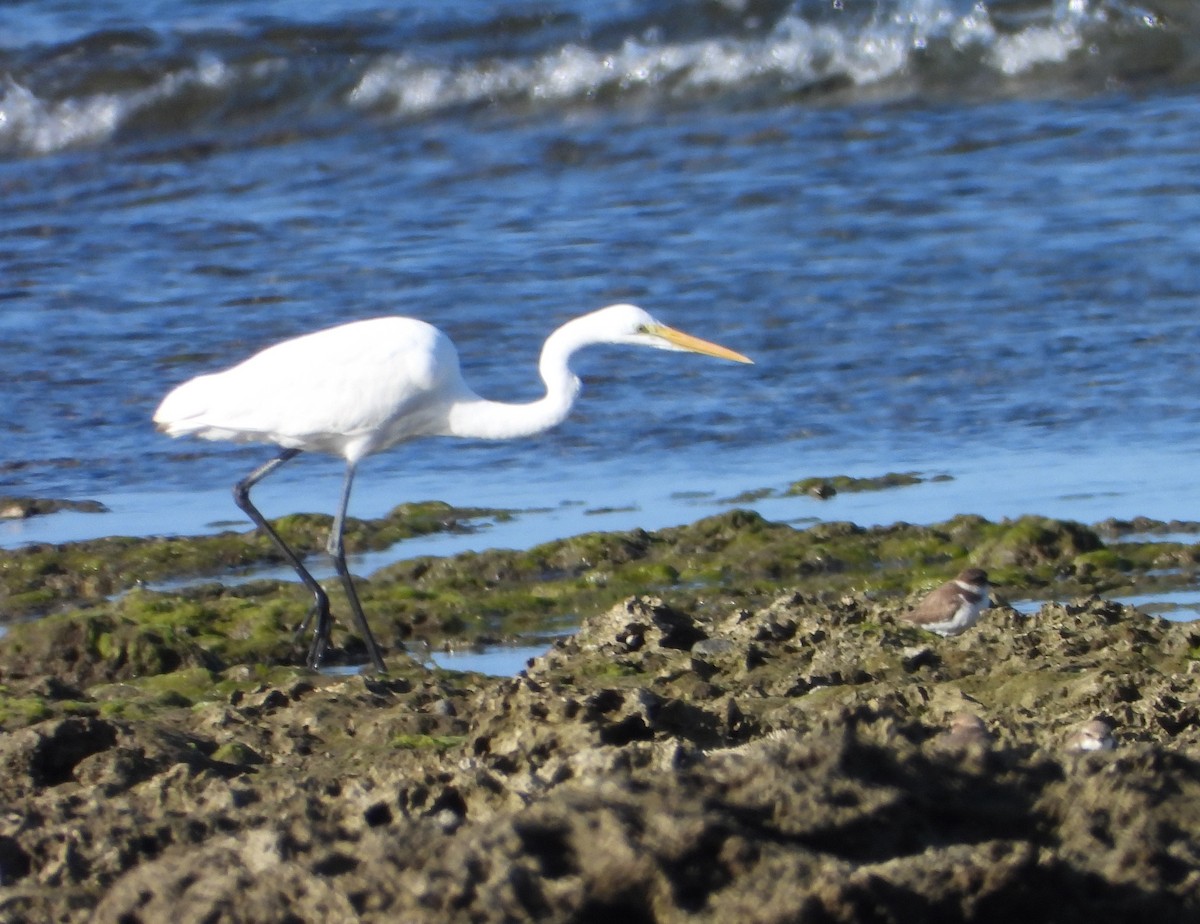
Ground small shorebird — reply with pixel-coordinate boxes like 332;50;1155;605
1064;718;1116;753
935;712;994;750
903;568;992;637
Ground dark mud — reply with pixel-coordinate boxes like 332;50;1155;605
2;507;1200;921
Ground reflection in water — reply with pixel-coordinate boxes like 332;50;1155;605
430;644;554;677
1009;593;1200;623
321;642;555;678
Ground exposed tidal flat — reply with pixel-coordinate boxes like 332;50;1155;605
2;476;1200;920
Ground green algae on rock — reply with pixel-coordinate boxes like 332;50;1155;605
786;470;950;499
4;510;1200;687
0;501;506;621
0;496;110;519
721;471;949;504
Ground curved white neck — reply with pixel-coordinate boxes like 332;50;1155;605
445;320;584;440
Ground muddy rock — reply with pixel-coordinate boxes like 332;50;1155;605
3;542;1200;920
0;717;119;798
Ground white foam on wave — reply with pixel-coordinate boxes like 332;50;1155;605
0;0;1149;153
988;21;1086;77
0;57;232;155
348;0;1121;118
347;20;912;116
0;80;124;154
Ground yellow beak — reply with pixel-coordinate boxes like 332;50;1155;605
650;324;754;364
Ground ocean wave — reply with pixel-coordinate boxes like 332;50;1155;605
0;59;234;155
0;0;1188;157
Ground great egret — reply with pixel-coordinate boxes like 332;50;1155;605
154;303;752;672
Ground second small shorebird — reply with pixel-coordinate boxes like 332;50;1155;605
903;568;992;637
936;712;994;751
1064;718;1117;753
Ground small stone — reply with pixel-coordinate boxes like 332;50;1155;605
692;638;735;658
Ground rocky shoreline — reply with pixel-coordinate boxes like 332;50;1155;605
2;502;1200;921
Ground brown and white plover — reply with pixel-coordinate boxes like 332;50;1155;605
903;568;992;637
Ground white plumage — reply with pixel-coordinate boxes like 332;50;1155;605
155;304;752;672
155;317;464;461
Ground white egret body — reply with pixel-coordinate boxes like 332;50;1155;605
154;304;752;671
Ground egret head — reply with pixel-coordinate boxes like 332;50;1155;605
591;303;753;363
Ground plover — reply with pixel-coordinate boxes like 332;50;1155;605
903;568;991;637
935;712;994;750
1064;718;1116;753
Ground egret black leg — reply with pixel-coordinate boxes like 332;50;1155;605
328;464;388;672
233;448;333;668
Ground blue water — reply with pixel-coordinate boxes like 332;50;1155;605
4;0;1200;576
